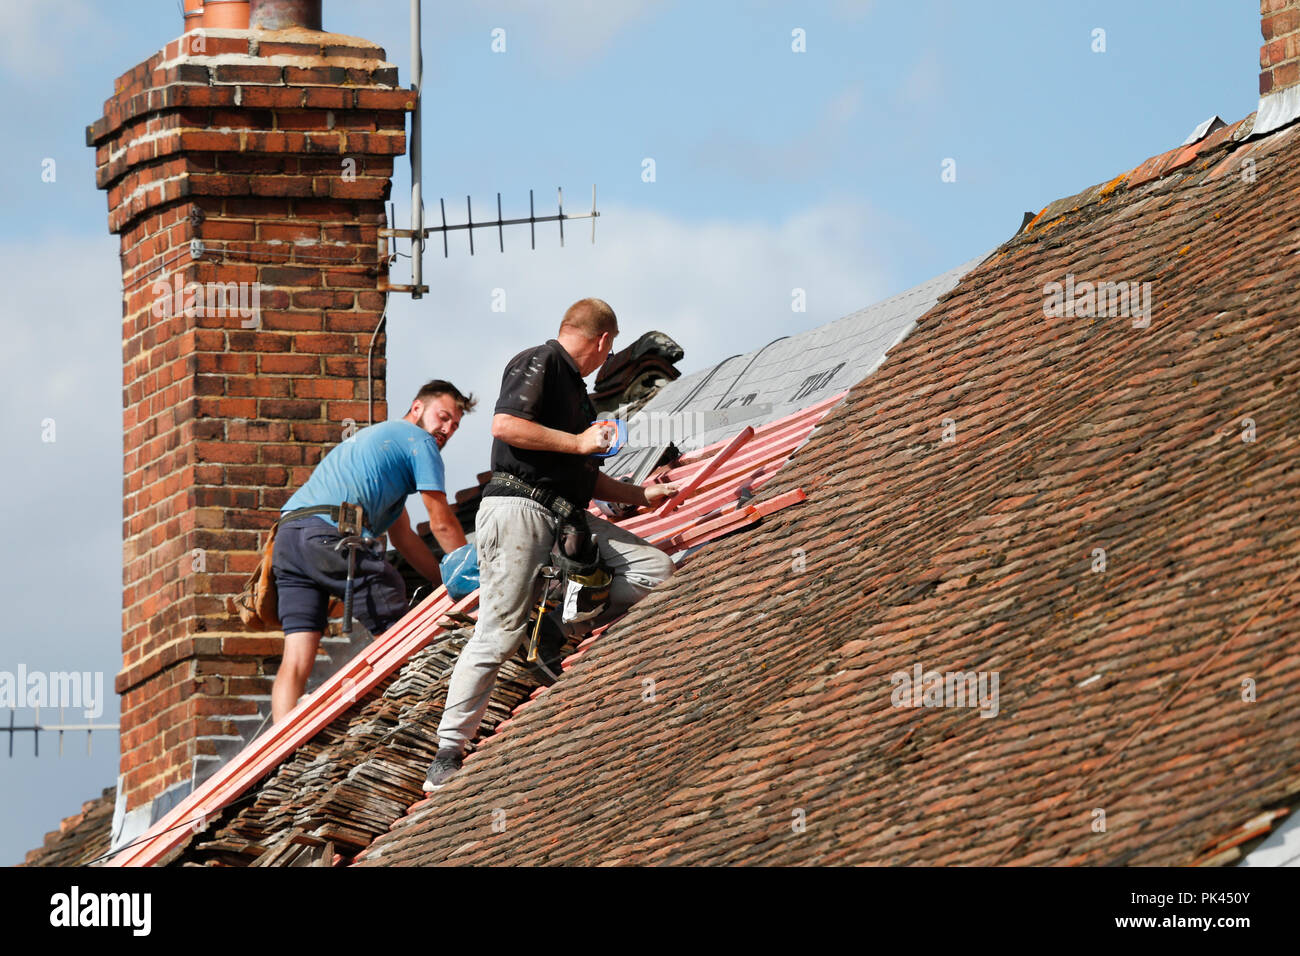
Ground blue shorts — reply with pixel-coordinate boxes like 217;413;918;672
272;516;408;635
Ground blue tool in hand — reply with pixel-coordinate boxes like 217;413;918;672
590;419;628;458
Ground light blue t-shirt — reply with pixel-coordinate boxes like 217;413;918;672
281;420;445;536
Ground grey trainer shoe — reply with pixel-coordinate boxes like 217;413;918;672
422;748;463;792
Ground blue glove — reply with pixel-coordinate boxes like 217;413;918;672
439;542;480;600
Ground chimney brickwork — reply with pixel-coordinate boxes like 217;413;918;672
1261;0;1300;95
88;27;412;811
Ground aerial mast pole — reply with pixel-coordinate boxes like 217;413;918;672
410;0;424;299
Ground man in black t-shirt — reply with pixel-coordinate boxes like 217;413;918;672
425;298;678;791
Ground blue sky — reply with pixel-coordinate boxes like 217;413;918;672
0;0;1261;864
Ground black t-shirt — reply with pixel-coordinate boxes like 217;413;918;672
485;339;600;507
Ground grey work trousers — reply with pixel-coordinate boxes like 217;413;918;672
437;494;674;751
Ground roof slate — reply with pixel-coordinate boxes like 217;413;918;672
602;255;986;481
352;114;1300;866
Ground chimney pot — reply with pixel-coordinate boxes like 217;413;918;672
249;0;322;31
204;0;251;31
183;0;204;33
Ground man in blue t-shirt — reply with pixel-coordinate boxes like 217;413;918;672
270;379;475;722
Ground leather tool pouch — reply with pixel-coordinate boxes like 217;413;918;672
553;514;613;625
235;523;281;631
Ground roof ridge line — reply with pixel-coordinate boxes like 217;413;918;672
1016;111;1259;241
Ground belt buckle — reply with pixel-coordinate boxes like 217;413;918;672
338;502;364;536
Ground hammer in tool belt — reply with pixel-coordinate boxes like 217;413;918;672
333;502;375;638
526;564;562;664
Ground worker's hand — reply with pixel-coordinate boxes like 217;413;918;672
576;422;614;456
643;482;679;507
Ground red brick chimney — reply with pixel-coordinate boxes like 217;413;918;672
1258;0;1300;133
87;2;412;829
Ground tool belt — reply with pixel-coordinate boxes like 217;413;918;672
279;502;368;535
487;471;581;522
488;472;613;631
234;501;367;631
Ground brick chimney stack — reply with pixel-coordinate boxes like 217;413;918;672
1258;0;1300;133
87;4;413;829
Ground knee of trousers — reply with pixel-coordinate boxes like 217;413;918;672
464;622;533;666
624;552;675;591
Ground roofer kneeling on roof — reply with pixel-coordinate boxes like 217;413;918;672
270;380;476;723
423;298;678;791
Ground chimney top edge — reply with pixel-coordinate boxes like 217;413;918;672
170;27;386;51
160;51;397;71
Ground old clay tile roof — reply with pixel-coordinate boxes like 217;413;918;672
167;639;538;864
346;112;1300;866
19;787;116;867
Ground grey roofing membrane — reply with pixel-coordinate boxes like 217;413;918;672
602;251;990;480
